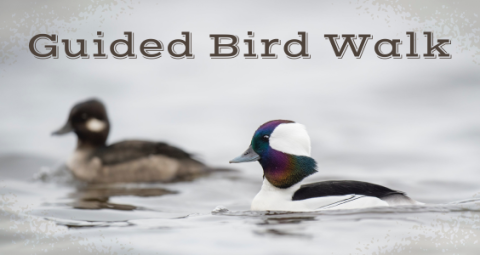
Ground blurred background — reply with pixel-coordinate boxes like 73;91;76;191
1;1;480;254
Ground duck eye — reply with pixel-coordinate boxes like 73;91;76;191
262;135;270;141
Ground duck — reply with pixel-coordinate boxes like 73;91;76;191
52;98;208;184
230;120;422;211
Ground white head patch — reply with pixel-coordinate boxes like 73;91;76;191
86;118;106;132
269;123;311;156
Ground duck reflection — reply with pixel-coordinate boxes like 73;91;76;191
258;216;317;225
255;213;317;238
69;185;177;211
254;228;312;238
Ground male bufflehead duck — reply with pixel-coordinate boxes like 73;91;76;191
53;98;207;183
230;120;421;211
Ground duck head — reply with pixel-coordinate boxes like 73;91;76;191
52;99;110;149
230;120;317;189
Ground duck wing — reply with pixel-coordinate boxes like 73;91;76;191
92;140;201;166
292;180;415;206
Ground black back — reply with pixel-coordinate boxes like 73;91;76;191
92;140;201;166
292;180;404;201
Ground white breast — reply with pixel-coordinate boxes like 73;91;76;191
67;149;101;181
251;179;389;212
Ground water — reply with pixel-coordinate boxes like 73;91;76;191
1;152;480;254
2;1;480;254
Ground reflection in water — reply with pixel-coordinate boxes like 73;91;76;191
255;216;316;238
258;216;317;225
47;217;133;229
254;228;313;238
69;185;177;211
211;202;480;245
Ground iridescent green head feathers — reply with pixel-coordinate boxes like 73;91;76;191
230;120;317;188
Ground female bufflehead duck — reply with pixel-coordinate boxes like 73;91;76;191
53;98;207;183
230;120;422;211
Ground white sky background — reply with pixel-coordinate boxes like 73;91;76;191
0;1;479;191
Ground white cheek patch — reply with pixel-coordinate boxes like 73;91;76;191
269;123;311;156
86;118;107;132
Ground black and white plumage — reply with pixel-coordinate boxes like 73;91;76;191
292;180;405;201
230;120;422;211
52;98;207;184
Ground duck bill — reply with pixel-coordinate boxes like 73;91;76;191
52;122;73;135
229;145;260;163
